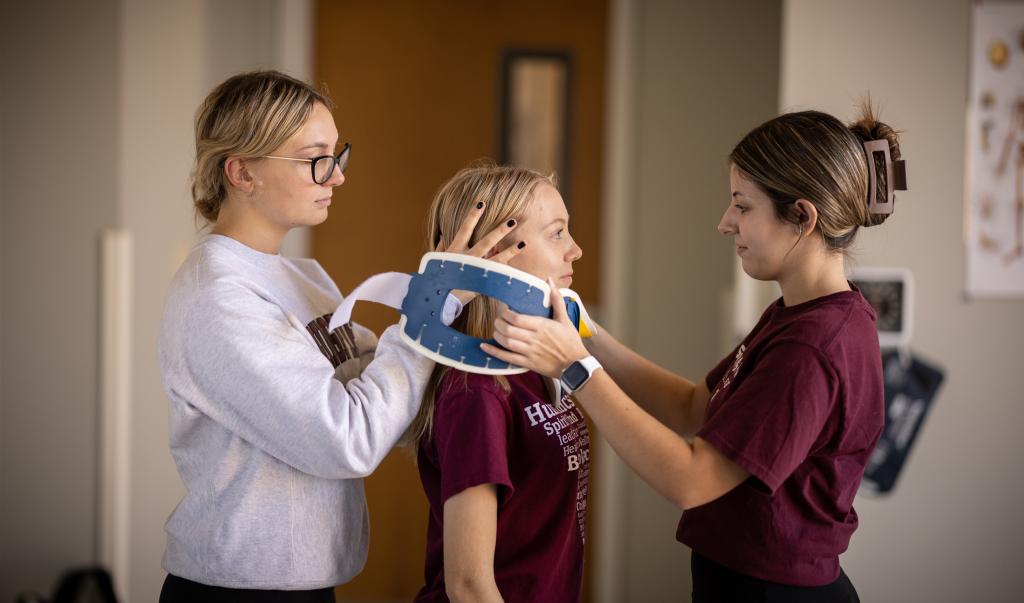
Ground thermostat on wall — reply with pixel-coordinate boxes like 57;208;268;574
847;267;914;349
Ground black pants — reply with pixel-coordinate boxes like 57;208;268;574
691;552;860;603
159;574;335;603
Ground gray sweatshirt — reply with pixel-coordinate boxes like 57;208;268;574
158;234;434;589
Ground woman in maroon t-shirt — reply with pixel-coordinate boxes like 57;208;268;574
407;163;590;603
484;106;903;602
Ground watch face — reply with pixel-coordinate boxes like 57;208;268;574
561;361;589;390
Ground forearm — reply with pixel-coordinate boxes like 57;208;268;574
573;369;698;506
584;325;699;434
573;369;746;508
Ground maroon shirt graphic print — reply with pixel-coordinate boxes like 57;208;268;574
415;370;590;603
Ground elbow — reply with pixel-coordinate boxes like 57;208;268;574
675;486;727;511
444;564;499;603
302;447;380;480
330;453;379;480
671;487;703;511
445;577;490;603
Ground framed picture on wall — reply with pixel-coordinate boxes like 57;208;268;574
965;2;1024;297
500;50;573;207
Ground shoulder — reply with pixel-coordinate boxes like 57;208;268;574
167;237;256;298
769;291;876;353
431;370;515;434
163;241;282;337
437;370;510;402
284;257;337;289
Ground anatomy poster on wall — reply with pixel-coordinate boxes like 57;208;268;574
966;2;1024;297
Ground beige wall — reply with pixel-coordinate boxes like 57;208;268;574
119;2;311;600
0;1;309;600
601;1;782;600
7;1;1015;602
780;1;1024;600
0;1;119;598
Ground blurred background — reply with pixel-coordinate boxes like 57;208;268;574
2;0;1023;601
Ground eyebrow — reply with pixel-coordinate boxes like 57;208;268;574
544;218;567;228
731;192;746;199
296;142;334;153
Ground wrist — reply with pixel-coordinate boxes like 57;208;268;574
559;355;602;394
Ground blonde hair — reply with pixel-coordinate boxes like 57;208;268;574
191;70;334;223
729;100;902;252
403;162;556;447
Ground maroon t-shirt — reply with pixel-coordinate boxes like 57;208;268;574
678;288;884;586
414;370;590;603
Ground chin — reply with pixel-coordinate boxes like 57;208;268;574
307;211;330;226
739;261;772;282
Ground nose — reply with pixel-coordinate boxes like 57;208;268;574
567;235;583;262
326;163;345;187
717;209;735;236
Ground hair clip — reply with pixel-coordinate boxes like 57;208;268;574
864;139;908;214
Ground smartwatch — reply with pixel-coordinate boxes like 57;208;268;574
559;355;602;393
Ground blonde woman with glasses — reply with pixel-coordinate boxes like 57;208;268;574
158;71;522;602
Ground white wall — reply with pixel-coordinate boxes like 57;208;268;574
117;2;312;600
600;1;782;601
0;1;119;598
10;2;1010;601
781;0;1024;601
117;3;206;599
0;2;310;600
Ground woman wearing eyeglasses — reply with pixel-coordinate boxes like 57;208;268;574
157;70;521;602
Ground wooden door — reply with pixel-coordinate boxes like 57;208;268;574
313;1;606;599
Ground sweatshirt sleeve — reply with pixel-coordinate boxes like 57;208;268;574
167;277;434;480
351;322;379;374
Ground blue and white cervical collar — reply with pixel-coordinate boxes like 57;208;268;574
327;251;594;375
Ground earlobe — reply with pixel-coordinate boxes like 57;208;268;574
794;199;818;235
224;157;255;193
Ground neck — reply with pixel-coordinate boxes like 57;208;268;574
777;248;849;307
211;197;287;255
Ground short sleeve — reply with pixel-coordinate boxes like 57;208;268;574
433;383;515;505
704;348;736;392
706;305;775;391
697;342;838;493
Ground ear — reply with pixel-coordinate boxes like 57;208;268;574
793;199;819;238
223;156;256;194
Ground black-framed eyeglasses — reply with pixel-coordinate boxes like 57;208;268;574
262;142;351;185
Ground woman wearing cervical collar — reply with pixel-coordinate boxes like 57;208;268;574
158;71;522;602
409;163;589;603
486;107;902;602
